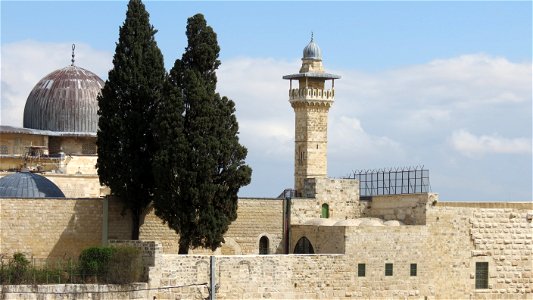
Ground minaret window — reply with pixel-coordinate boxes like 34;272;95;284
259;236;269;255
321;203;329;218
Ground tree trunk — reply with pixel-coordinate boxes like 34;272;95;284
178;239;189;254
131;211;140;240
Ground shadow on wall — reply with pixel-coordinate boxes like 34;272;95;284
47;199;104;261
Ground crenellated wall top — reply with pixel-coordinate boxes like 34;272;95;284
289;88;335;101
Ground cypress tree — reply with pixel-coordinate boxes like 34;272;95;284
96;0;165;240
153;14;252;254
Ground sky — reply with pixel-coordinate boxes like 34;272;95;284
1;1;531;201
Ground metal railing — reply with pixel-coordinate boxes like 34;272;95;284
346;166;431;197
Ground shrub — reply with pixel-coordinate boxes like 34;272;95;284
3;252;31;284
78;246;116;281
78;246;143;283
106;246;142;284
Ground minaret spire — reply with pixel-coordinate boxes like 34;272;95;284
71;44;76;66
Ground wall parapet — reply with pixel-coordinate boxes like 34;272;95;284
289;88;335;100
0;283;148;299
437;201;533;209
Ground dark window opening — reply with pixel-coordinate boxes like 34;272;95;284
358;263;366;277
410;263;417;276
385;263;393;276
475;262;489;289
294;236;314;254
82;143;97;155
259;236;269;255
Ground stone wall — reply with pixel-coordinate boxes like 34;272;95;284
109;240;162;281
426;202;533;299
291;225;345;254
63;155;98;175
142;201;532;299
107;197;133;241
292;177;361;223
0;198;103;260
137;198;285;255
362;193;437;225
46;173;102;198
0;283;148;299
0;132;47;156
147;253;432;299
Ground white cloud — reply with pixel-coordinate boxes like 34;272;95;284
218;57;297;159
330;116;403;160
1;40;112;127
450;129;532;157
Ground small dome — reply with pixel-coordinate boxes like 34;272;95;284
23;65;104;133
302;37;322;60
334;219;363;226
0;172;65;198
303;218;339;226
384;220;404;226
359;218;385;227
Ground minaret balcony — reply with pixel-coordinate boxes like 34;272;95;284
289;88;335;101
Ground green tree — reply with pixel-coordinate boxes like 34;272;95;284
153;14;252;254
96;0;165;239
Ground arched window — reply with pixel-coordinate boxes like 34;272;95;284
259;236;269;254
294;236;314;254
321;203;329;218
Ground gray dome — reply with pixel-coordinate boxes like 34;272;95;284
303;38;322;60
23;65;104;133
0;172;65;198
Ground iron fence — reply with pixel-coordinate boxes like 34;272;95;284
346;166;431;197
0;256;142;285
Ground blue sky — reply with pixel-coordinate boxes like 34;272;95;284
1;1;532;201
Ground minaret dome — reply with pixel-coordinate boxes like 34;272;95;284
303;36;322;60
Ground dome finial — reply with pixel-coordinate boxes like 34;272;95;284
302;33;321;60
71;44;75;66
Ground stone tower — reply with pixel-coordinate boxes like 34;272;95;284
283;36;340;194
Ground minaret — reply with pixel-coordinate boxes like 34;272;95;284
283;35;341;194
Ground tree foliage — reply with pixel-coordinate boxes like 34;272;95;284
96;0;165;239
153;14;252;254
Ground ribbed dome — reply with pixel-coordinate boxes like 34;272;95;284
0;172;65;198
302;38;322;60
23;65;104;133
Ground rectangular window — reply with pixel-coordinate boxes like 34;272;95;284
410;263;417;276
385;263;393;276
475;262;489;289
358;263;365;277
0;145;8;155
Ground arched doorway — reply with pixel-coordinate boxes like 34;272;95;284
294;236;314;254
259;236;269;254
